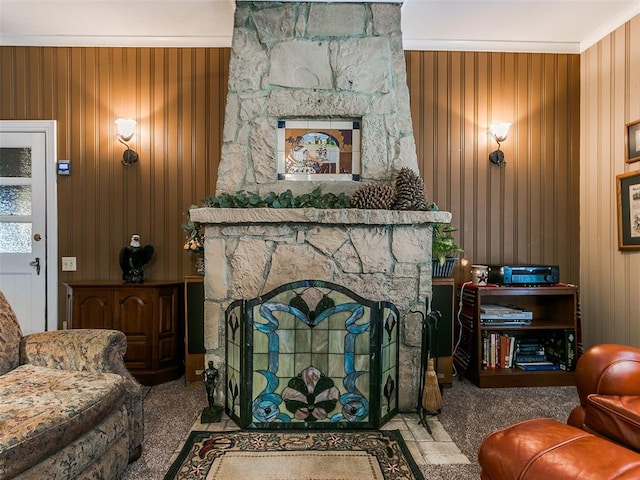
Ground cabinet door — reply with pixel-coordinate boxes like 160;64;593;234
156;286;181;369
70;288;113;329
114;288;154;369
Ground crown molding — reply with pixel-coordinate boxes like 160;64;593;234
401;39;580;54
0;34;233;48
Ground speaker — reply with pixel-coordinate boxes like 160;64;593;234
184;276;205;383
430;277;455;385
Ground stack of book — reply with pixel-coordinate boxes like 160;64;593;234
514;338;559;371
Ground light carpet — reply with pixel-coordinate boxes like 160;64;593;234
121;376;579;480
163;430;425;480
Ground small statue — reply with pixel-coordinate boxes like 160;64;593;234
201;360;223;423
119;234;154;283
202;360;219;408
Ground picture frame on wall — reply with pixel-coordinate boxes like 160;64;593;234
616;170;640;250
276;119;361;182
625;119;640;163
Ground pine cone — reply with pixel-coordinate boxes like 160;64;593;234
393;168;428;210
350;183;397;209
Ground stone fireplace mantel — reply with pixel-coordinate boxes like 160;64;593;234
190;207;451;226
191;207;451;411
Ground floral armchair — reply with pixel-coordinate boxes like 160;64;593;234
0;291;143;479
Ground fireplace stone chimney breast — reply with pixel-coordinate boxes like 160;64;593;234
195;1;454;413
217;1;417;196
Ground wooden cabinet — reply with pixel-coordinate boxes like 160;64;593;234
65;281;184;385
457;283;577;388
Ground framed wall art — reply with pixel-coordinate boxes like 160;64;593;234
277;119;360;181
626;119;640;163
616;170;640;250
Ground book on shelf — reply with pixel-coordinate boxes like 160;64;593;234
516;361;561;371
514;353;547;363
544;329;577;371
482;332;517;368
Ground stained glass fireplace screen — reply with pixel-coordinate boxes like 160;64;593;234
225;280;399;429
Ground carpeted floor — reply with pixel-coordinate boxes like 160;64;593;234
121;380;206;480
121;376;579;480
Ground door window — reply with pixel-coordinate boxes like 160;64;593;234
0;147;33;253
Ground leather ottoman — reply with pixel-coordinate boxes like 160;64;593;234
478;418;640;480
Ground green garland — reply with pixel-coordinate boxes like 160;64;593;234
202;187;351;209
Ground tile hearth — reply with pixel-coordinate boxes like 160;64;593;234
172;413;470;468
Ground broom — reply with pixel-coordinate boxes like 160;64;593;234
421;356;443;413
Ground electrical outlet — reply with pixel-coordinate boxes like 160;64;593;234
61;257;77;271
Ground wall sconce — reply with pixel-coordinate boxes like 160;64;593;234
489;122;511;166
114;118;139;166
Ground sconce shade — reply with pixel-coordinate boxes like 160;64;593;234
489;122;511;142
115;118;137;141
115;118;138;166
489;122;511;166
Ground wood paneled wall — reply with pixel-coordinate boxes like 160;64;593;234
0;46;580;327
580;15;640;349
0;47;230;323
405;51;580;284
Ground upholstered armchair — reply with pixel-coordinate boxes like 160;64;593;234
0;291;143;479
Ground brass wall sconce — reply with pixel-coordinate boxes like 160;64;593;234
114;118;139;166
489;122;511;166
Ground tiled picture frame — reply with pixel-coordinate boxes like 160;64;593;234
277;119;361;181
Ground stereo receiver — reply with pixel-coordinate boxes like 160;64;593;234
487;264;559;286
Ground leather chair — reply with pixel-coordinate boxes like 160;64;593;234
567;343;640;451
478;344;640;480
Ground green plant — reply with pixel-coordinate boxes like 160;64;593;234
201;187;351;209
432;223;464;266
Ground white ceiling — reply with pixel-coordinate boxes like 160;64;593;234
1;0;639;53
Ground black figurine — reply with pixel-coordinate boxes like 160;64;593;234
201;360;223;423
119;234;154;283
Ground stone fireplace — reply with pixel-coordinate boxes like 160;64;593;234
189;0;451;413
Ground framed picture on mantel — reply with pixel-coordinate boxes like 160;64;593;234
626;119;640;163
616;170;640;250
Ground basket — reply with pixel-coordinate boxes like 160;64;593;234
432;257;456;278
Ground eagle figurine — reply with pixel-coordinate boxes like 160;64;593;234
119;234;154;283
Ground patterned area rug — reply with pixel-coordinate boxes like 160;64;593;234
164;430;424;480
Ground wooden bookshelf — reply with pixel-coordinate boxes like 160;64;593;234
457;283;577;388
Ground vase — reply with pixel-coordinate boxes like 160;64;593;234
192;254;205;275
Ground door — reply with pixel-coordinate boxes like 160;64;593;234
0;121;57;334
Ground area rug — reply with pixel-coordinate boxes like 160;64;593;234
164;430;424;480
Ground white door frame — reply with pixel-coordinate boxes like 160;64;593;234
0;120;58;330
